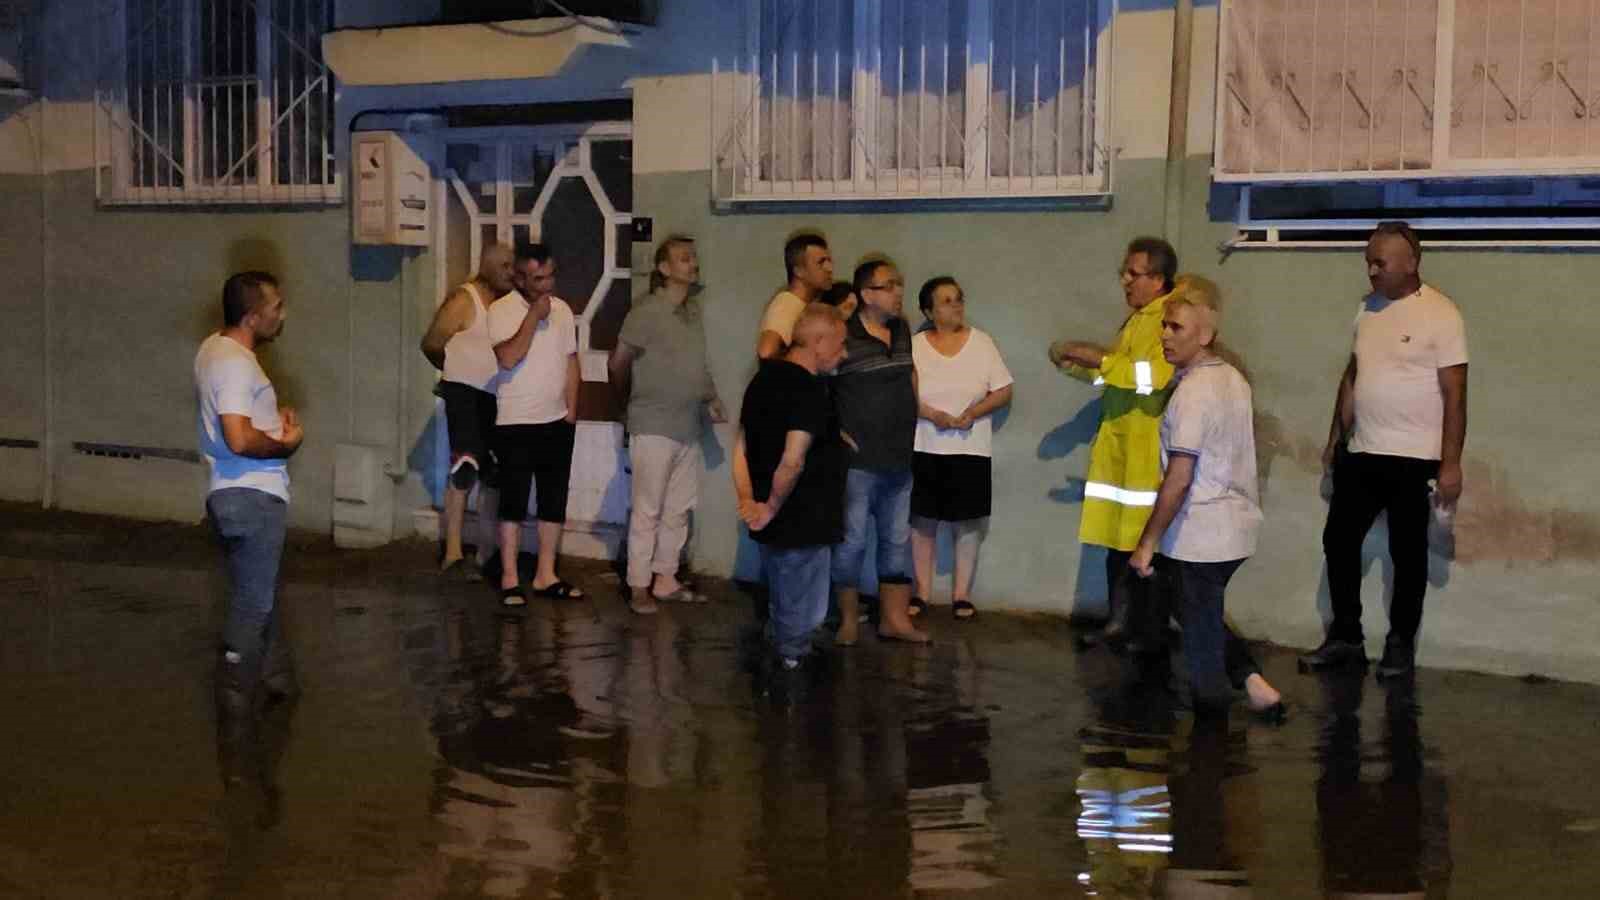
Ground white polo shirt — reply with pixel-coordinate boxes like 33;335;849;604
487;293;577;426
1348;284;1468;461
1159;359;1261;563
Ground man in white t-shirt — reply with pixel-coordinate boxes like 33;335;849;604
488;243;585;606
755;232;833;360
194;271;305;764
1301;222;1469;680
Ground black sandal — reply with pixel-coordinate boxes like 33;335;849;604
533;580;586;600
952;600;976;621
909;596;927;617
500;586;527;607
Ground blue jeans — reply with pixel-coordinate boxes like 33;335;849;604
207;488;288;677
760;544;832;661
832;467;913;589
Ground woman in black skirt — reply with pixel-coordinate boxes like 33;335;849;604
909;277;1014;620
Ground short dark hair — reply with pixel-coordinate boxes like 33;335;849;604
649;235;695;291
783;232;828;281
1126;236;1178;292
918;276;961;315
852;258;893;296
819;280;855;308
221;271;279;327
1372;220;1422;263
515;242;553;267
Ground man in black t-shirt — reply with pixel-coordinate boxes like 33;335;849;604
734;303;849;669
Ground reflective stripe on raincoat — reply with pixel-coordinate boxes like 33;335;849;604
1063;291;1176;552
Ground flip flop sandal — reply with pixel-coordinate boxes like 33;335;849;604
908;596;928;617
876;627;932;645
953;600;976;621
500;586;527;607
533;580;586;600
654;587;709;604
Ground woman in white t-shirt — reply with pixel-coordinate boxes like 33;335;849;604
910;277;1015;620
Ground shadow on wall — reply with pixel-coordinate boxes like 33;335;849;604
223;238;306;408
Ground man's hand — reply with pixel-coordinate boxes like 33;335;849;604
708;398;728;424
742;500;776;531
841;431;859;453
1322;439;1339;471
564;408;578;425
279;407;305;450
1436;460;1463;506
529;295;552;324
1056;341;1106;369
1129;543;1156;579
1048;340;1070;368
926;410;959;430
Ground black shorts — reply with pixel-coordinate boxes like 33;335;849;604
437;381;498;474
495;420;576;524
911;452;992;522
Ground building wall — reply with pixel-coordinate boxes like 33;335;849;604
3;0;1599;681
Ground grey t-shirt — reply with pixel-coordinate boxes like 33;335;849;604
617;292;717;444
1158;359;1262;563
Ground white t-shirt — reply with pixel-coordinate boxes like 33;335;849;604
758;290;806;345
1159;359;1261;563
194;333;290;501
1348;284;1468;460
487;293;577;425
911;327;1014;457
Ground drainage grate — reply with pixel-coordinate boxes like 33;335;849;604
72;442;200;464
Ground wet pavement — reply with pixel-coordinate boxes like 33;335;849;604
2;505;1599;898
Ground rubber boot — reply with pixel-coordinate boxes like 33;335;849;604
876;582;929;643
215;647;258;786
260;615;299;706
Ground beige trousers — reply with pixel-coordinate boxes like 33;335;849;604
627;434;700;588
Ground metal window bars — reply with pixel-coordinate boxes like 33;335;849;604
712;0;1113;203
94;0;339;205
1217;0;1600;181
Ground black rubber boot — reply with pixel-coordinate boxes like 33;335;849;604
260;616;299;707
215;648;258;786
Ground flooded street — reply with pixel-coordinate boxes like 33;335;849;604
2;505;1597;898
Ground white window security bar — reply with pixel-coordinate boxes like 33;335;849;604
94;0;340;205
1217;0;1600;182
712;0;1114;203
444;124;634;354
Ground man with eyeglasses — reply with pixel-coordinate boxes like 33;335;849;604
1051;237;1180;654
831;258;929;645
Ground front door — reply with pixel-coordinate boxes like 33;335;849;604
434;123;635;542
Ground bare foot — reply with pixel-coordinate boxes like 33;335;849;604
628;588;659;615
651;574;684;598
1244;673;1282;711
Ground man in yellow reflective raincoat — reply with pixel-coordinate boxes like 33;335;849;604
1051;237;1179;649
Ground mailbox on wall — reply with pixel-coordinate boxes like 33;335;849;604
353;131;431;246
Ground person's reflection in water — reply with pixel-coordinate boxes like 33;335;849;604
427;608;628;897
215;682;293;892
1076;672;1177;897
903;639;1001;891
1315;674;1453;899
1164;716;1263;897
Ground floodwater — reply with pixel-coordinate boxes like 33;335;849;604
2;506;1598;899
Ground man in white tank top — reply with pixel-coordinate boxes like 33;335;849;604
422;242;515;578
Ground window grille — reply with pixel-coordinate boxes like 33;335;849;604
1217;0;1600;181
712;0;1113;203
95;0;339;205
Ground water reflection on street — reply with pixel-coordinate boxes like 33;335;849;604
2;513;1598;898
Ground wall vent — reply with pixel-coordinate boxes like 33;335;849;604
72;442;200;464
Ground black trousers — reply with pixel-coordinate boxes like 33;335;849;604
1322;451;1439;644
